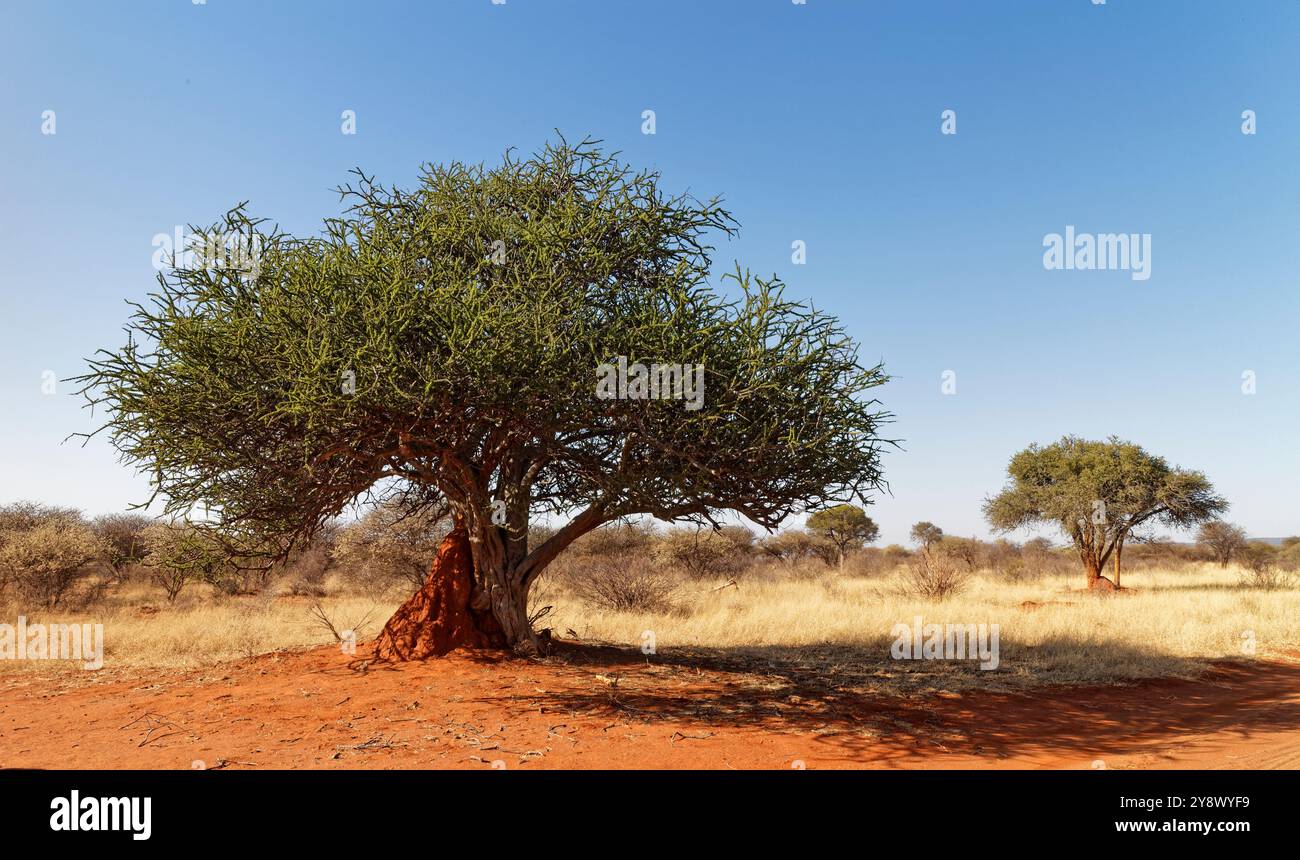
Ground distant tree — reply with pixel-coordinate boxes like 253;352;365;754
140;522;232;602
759;530;822;567
909;521;944;548
940;536;983;570
1197;521;1249;568
984;436;1226;591
806;504;880;569
1023;537;1055;554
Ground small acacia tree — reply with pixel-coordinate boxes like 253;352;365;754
1197;521;1249;568
78;138;891;656
984;436;1226;591
806;504;880;569
141;522;232;603
909;521;944;548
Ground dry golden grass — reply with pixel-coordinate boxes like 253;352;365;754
539;562;1300;691
0;580;394;679
3;563;1297;694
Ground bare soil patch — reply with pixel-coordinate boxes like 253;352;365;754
3;642;1298;770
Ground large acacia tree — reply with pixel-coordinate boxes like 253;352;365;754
984;436;1225;590
78;138;891;655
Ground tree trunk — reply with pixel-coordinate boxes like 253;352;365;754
373;524;509;660
373;500;608;660
1113;539;1123;590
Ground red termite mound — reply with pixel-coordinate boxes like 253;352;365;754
1088;575;1118;594
373;524;506;660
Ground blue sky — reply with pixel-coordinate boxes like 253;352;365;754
2;0;1297;545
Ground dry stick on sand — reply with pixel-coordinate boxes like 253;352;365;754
120;712;187;748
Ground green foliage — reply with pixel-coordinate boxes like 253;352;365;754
908;521;944;547
806;503;879;567
984;436;1226;584
77;137;892;574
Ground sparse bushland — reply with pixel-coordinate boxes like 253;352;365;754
1237;542;1299;591
652;525;754;579
140;522;235;603
6;558;1297;694
331;498;450;593
3;503;1297;689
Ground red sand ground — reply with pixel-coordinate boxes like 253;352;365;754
3;643;1299;770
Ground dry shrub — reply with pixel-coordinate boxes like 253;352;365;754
901;547;969;600
1238;544;1297;591
572;556;677;613
653;526;753;579
332;500;449;594
308;601;379;645
0;504;107;608
939;536;983;570
841;547;898;578
758;530;819;567
141;522;240;601
280;539;334;597
571;520;656;558
90;512;152;582
286;578;328;598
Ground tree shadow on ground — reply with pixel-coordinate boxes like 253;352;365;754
502;639;1300;765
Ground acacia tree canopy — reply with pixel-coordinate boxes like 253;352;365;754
806;503;879;568
983;436;1226;589
77;138;892;652
909;521;944;547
